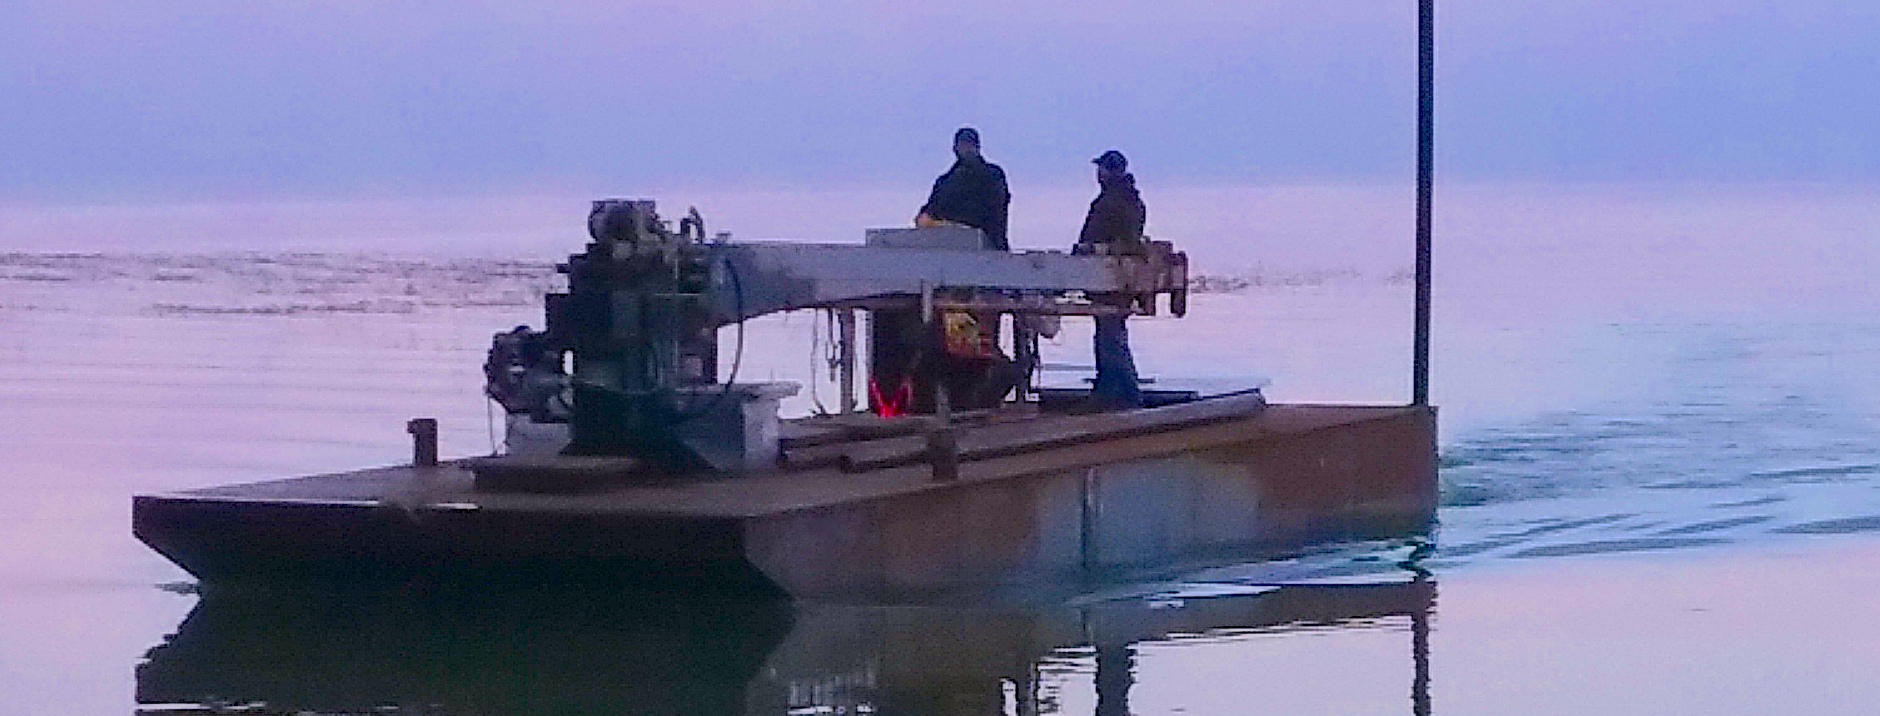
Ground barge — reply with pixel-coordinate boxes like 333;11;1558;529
134;199;1437;598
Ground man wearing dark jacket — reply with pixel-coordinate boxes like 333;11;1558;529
870;128;1017;415
918;127;1011;250
1077;150;1146;409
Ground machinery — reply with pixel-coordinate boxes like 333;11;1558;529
507;198;1189;473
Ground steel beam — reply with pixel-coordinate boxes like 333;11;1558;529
705;243;1186;325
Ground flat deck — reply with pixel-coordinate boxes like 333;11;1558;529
135;401;1438;596
156;404;1416;518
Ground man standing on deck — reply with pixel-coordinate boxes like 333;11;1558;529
917;127;1011;250
1076;150;1146;410
871;128;1016;415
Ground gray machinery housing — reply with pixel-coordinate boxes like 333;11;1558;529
543;198;1188;471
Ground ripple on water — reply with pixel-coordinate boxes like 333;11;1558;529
1508;537;1729;559
1496;513;1640;539
1709;495;1787;509
1749;464;1880;484
1774;516;1880;535
1653;515;1776;536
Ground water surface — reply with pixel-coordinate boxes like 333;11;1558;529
3;181;1878;713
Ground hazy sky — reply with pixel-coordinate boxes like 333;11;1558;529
2;0;1876;202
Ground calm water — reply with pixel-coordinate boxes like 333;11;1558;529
2;182;1879;714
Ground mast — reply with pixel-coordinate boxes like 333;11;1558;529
1413;0;1435;406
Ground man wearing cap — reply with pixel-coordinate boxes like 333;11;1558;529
869;128;1018;415
1076;150;1147;409
917;127;1011;250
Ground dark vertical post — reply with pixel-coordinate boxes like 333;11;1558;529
923;284;960;481
407;418;438;467
1413;0;1436;406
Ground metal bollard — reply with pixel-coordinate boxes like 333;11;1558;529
927;423;959;482
407;418;438;467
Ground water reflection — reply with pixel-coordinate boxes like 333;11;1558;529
139;579;1434;715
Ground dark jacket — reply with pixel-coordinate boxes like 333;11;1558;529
1077;172;1146;252
921;156;1011;250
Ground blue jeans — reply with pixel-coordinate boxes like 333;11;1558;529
1091;315;1142;408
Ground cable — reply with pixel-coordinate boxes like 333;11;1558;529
669;255;745;424
826;309;844;410
825;309;842;382
806;310;829;416
807;309;849;416
718;256;747;398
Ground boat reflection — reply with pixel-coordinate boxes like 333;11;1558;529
138;578;1434;715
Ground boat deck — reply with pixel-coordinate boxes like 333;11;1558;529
134;398;1438;597
159;402;1408;518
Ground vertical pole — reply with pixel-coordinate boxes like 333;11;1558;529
923;284;959;481
1413;0;1436;406
837;309;858;413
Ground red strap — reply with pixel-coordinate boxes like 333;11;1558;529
870;377;918;417
870;378;901;417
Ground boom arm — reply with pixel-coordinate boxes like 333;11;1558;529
704;240;1188;324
